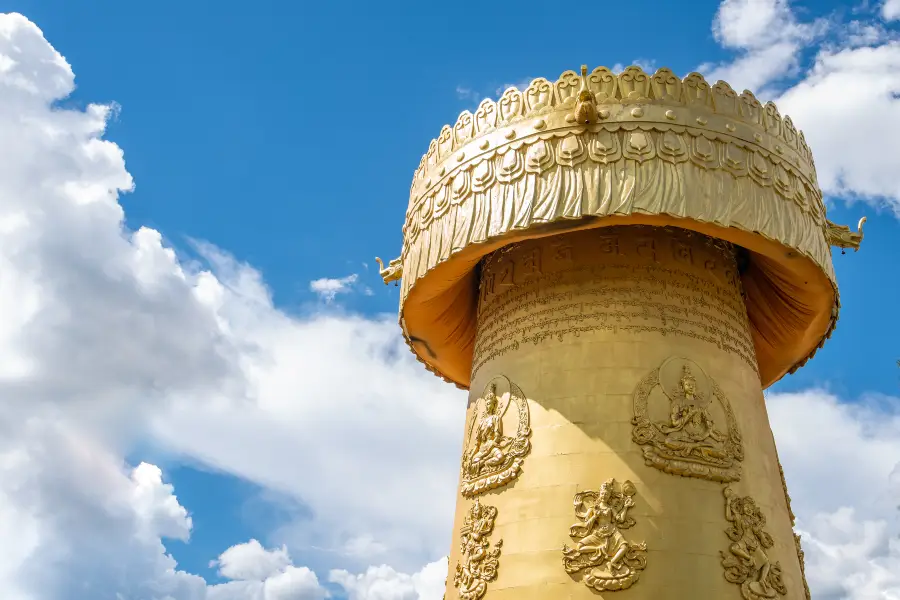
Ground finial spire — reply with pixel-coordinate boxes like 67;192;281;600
579;65;589;93
573;65;598;124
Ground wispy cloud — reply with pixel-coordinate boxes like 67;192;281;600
699;0;900;212
309;273;359;302
455;85;479;101
3;6;899;600
696;0;829;95
612;59;659;73
494;77;534;97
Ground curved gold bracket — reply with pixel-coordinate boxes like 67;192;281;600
826;216;866;252
374;256;402;284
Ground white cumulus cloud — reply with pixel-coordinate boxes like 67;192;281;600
208;541;328;600
884;0;900;22
329;558;448;600
0;10;455;600
700;0;900;213
769;390;900;599
700;0;826;93
214;540;294;582
309;274;360;302
0;4;899;600
776;42;900;211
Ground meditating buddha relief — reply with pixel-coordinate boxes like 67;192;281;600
631;357;744;482
460;376;531;497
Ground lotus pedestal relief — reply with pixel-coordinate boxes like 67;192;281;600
460;376;531;497
632;357;744;483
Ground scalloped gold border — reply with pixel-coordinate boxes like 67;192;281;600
406;66;819;219
397;126;838;390
401;126;832;299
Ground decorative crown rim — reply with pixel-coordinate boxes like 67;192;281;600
407;64;818;211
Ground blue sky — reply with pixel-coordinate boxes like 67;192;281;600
12;0;896;388
3;0;864;304
0;1;899;599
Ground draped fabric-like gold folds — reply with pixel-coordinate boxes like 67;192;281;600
396;67;838;391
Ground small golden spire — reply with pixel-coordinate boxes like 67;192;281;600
573;64;598;124
578;65;592;99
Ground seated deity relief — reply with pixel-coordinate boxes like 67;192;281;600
562;478;648;592
721;487;787;600
460;376;531;497
632;357;744;483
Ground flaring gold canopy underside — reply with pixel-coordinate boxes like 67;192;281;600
398;128;836;390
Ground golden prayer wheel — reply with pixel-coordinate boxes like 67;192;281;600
379;65;863;600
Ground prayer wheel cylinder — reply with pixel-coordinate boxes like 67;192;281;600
446;225;805;600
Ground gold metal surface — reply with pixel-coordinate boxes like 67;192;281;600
454;499;503;600
826;216;866;252
460;377;531;497
561;478;648;591
387;63;861;600
776;453;812;598
631;357;744;483
384;65;863;390
570;65;600;125
374;256;402;285
721;487;787;600
441;227;807;599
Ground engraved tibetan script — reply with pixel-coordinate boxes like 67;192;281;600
562;479;648;592
472;228;757;380
632;357;744;482
721;488;787;600
454;500;502;600
461;376;531;497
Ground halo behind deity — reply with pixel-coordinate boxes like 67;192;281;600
477;376;512;415
460;375;532;497
658;357;711;406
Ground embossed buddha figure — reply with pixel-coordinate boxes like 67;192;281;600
658;365;727;461
568;482;634;578
465;384;511;477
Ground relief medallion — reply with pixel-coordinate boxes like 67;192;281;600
453;499;503;600
632;357;744;482
721;487;787;600
562;478;648;591
460;376;531;497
